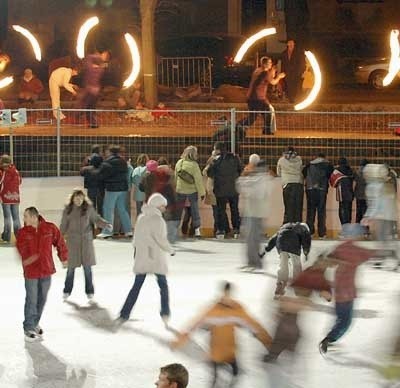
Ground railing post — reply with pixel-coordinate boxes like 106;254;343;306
230;107;236;154
9;125;13;163
56;108;61;177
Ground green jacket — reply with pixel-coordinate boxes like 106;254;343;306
175;159;205;196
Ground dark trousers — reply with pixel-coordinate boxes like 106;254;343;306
80;92;99;126
63;266;94;295
216;195;240;234
306;189;327;237
355;199;367;223
211;360;239;388
87;187;104;217
339;201;352;225
283;183;303;224
120;274;170;319
245;99;271;134
326;301;354;343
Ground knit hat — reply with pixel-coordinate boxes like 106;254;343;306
249;153;260;165
148;193;168;208
146;160;158;172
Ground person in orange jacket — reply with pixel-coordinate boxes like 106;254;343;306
171;281;271;387
16;207;68;342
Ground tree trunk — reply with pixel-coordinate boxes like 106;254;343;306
140;0;158;108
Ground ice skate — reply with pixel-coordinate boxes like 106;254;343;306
113;317;128;332
161;315;170;328
63;292;70;301
24;330;41;342
319;338;329;354
87;294;95;304
96;233;113;240
274;281;286;298
194;228;201;238
34;326;43;337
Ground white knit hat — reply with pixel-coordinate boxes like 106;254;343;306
148;193;168;208
249;153;260;165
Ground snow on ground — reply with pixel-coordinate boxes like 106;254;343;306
0;238;399;388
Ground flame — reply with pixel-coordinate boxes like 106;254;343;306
0;76;13;89
76;16;99;59
123;33;141;88
12;25;41;61
383;30;400;87
233;28;276;63
294;51;322;111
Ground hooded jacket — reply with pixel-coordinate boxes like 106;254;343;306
16;216;68;279
0;164;22;204
303;157;333;191
277;151;303;186
132;198;174;275
173;297;271;363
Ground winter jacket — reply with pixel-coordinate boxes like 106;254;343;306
303;157;333;191
131;165;147;202
173;297;271;363
365;180;397;221
80;153;103;190
277;153;303;187
266;222;311;257
207;153;242;198
16;216;68;279
139;170;163;201
0;164;22;204
354;166;367;200
175;159;205;196
236;171;272;218
60;205;108;269
156;166;182;221
132;204;174;275
331;165;354;202
329;240;373;303
19;76;44;96
95;154;128;192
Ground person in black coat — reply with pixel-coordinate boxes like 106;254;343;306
80;144;104;216
330;157;354;226
91;145;132;238
265;222;311;297
207;141;243;239
303;153;334;238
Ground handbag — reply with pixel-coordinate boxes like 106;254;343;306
177;161;195;184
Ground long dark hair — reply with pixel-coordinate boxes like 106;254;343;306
66;189;91;216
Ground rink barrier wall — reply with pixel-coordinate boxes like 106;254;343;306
3;176;399;238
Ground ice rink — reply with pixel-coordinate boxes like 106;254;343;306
1;237;399;388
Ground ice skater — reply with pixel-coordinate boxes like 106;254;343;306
60;189;111;302
319;223;375;354
16;207;68;341
264;222;311;297
116;193;175;327
236;156;272;270
171;281;271;388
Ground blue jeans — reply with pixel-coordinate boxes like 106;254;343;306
23;277;51;331
176;192;200;229
166;220;180;244
120;274;170;319
326;301;354;342
102;191;132;235
63;266;94;295
1;203;21;242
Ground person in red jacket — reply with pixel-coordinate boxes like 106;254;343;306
18;68;44;104
0;154;22;243
16;207;68;342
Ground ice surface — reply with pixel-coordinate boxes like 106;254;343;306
0;238;399;388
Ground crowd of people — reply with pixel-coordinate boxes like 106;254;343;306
0;140;399;386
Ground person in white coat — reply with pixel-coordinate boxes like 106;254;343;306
118;193;175;326
49;66;78;120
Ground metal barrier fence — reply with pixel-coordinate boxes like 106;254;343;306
1;107;400;177
157;56;212;94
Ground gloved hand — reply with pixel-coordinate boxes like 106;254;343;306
170;250;176;256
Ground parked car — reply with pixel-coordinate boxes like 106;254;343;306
354;57;391;89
